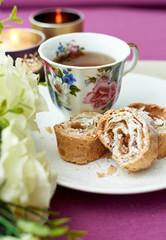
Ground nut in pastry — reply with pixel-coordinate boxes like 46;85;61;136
97;107;158;172
54;112;107;164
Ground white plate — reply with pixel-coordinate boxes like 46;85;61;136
34;73;166;194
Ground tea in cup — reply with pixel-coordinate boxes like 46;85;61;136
38;32;139;115
53;51;116;67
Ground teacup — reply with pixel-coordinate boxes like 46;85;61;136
38;32;139;116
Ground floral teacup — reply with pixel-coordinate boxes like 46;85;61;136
38;32;139;115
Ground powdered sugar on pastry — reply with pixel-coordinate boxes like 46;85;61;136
97;107;158;172
129;103;166;158
54;111;107;164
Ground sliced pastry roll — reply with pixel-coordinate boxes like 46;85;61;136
97;107;158;171
54;112;107;164
129;103;166;159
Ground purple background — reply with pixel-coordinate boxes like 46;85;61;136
1;1;166;239
1;3;166;60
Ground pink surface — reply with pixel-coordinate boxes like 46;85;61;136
51;187;166;240
1;6;166;60
2;0;166;7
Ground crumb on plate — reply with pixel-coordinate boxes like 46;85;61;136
45;126;53;134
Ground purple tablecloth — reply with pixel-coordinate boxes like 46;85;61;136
1;4;166;239
52;187;166;240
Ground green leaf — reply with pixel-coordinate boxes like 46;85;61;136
50;218;70;227
0;117;9;129
78;46;85;52
25;206;59;216
48;226;69;237
12;17;23;23
0;216;21;237
67;230;87;240
0;24;13;28
38;81;47;86
0;199;86;239
17;219;46;236
19;89;25;100
57;68;63;78
37;75;47;86
10;5;17;19
70;85;81;96
0;25;4;34
9;107;24;114
98;66;112;72
9;6;23;23
89;77;96;84
0;99;7;114
17;219;49;236
17;219;68;237
0;207;16;224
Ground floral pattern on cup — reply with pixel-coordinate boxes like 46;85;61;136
43;60;122;112
43;60;81;110
83;65;121;112
55;41;85;62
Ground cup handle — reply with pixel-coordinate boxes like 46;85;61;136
123;43;139;75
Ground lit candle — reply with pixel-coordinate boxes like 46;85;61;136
0;28;45;81
0;28;45;59
55;8;62;24
30;8;84;39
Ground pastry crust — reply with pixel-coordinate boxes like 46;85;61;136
97;107;158;172
129;103;166;159
54;112;107;164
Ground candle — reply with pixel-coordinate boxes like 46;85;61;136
0;28;45;81
30;8;84;39
0;28;45;59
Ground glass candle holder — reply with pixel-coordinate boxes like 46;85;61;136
29;8;84;39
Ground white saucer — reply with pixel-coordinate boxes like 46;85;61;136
33;73;166;194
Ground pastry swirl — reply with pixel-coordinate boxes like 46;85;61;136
54;112;107;164
97;107;158;171
129;103;166;159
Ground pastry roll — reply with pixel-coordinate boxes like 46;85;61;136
97;107;158;172
129;103;166;159
54;112;107;164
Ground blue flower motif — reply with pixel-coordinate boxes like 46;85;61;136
63;69;68;74
50;91;55;102
55;73;59;77
65;106;72;111
56;100;63;109
62;73;76;85
58;43;64;53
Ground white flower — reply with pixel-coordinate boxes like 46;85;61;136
0;53;56;210
0;114;57;208
0;49;8;65
0;53;48;131
48;74;70;106
1;234;39;240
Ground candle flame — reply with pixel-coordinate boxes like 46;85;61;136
10;32;19;43
55;8;62;24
